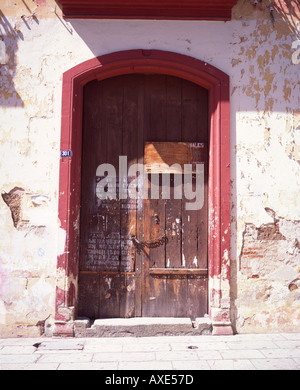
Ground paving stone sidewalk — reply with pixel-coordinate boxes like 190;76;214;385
1;333;300;370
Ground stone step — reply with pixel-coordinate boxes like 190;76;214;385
74;317;212;337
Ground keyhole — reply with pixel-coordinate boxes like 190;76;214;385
154;213;160;225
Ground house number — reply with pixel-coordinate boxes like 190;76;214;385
61;150;72;158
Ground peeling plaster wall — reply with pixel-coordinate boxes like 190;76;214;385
0;0;299;335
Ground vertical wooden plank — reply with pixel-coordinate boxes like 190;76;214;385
99;273;121;318
181;81;199;270
194;85;208;271
164;276;188;317
181;81;209;271
147;74;167;142
79;80;105;318
121;75;140;273
99;77;123;274
165;174;182;269
166;76;182;140
145;75;167;269
197;170;209;271
119;273;136;318
80;80;105;273
120;75;144;317
181;81;200;143
182;175;200;269
133;74;146;317
141;75;166;315
96;78;124;318
77;273;100;319
195;87;209;271
187;276;208;319
165;77;183;269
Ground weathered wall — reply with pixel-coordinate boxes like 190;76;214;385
0;0;299;335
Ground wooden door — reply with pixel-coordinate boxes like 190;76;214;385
78;74;208;320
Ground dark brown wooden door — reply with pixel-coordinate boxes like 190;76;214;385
78;74;208;320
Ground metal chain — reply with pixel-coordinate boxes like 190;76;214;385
130;234;168;254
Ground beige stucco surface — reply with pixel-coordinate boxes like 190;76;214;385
0;0;299;335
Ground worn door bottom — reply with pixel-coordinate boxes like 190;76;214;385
74;317;212;337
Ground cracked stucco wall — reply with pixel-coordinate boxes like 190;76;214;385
0;0;299;335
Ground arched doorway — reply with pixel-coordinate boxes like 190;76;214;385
55;50;232;335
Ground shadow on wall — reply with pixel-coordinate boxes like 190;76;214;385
0;10;24;107
274;0;300;37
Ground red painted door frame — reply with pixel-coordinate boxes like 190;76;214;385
55;50;232;336
56;0;238;20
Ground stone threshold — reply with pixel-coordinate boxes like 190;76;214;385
74;317;212;338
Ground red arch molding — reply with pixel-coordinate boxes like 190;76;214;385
55;49;232;336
